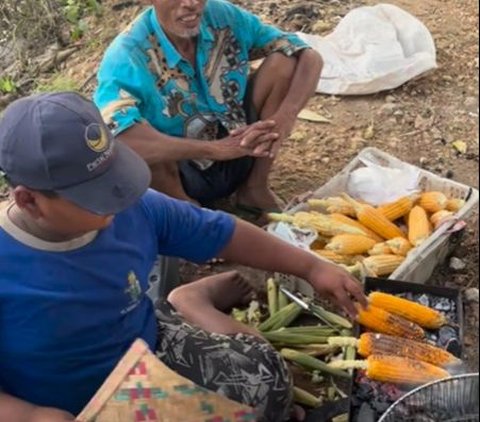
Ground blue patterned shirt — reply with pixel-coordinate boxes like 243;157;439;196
93;0;308;168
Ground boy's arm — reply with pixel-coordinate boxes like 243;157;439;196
218;219;367;318
0;392;75;422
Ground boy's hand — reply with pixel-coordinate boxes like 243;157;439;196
307;260;368;319
30;406;76;422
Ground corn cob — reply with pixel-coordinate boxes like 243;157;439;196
356;304;425;340
268;212;366;237
313;250;355;265
258;302;302;332
368;242;393;256
446;198;466;212
281;348;351;379
310;303;352;329
430;210;455;230
362;255;405;276
267;278;279;316
342;194;406;240
386;237;413;256
263;331;329;345
377;194;418;221
293;386;322;408
408;206;432;246
368;292;447;329
329;333;461;367
308;197;356;217
325;234;377;255
419;191;448;213
330;213;384;242
328;355;450;385
278;289;290;310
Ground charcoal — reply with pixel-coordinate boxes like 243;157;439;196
371;400;391;414
432;297;452;311
417;294;430;307
355;383;373;400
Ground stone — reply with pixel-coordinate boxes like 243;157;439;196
464;288;479;303
449;257;466;271
378;103;397;116
385;95;396;103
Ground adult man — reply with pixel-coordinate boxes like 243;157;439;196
94;0;322;217
0;92;363;422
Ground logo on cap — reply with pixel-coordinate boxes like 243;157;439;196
85;123;109;153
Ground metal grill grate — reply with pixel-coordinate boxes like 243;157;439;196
378;374;479;422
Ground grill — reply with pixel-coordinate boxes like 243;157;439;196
378;373;479;422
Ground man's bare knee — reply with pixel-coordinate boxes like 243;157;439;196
260;52;297;81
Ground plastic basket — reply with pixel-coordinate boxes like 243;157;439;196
269;147;479;291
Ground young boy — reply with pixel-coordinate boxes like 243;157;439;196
0;92;365;422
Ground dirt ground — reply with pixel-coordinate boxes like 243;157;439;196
2;0;479;372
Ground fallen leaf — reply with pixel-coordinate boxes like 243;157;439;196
289;131;306;142
452;140;468;154
363;122;375;140
298;109;331;123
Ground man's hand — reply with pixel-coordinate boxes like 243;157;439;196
29;406;76;422
306;260;368;319
210;120;279;161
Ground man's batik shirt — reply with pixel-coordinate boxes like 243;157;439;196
94;0;309;169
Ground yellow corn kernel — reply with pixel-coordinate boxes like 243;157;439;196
446;198;466;212
368;242;393;256
356;304;425;340
357;333;461;367
313;250;354;265
430;210;455;230
419;191;448;213
377;195;418;221
325;234;377;255
342;194;406;240
330;214;384;243
308;197;356;217
386;237;413;256
408;206;431;247
362;255;405;276
368;292;447;329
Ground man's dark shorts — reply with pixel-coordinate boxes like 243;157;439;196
179;81;258;205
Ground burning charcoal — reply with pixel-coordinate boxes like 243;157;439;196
357;403;376;422
418;294;430;307
433;298;451;311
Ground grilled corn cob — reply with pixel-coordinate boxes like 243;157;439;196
325;234;377;255
362;255;405;276
329;355;450;385
408;205;431;246
419;191;448;213
268;212;366;237
446;198;466;212
330;214;384;242
386;237;413;256
356;304;425;340
430;210;455;230
329;333;461;367
368;292;447;329
342;194;406;240
377;195;418;221
368;242;393;256
308;197;356;217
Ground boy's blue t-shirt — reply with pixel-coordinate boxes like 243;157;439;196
0;189;235;415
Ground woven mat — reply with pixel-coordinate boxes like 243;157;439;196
77;338;258;422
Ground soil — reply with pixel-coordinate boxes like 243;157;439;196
1;0;478;389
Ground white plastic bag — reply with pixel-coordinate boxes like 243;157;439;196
347;156;420;205
296;3;437;95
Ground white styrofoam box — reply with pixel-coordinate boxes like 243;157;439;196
270;147;479;292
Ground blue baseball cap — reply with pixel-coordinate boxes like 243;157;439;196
0;92;151;215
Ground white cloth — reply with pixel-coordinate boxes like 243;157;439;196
297;3;437;95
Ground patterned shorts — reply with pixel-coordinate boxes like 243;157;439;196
155;301;293;422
